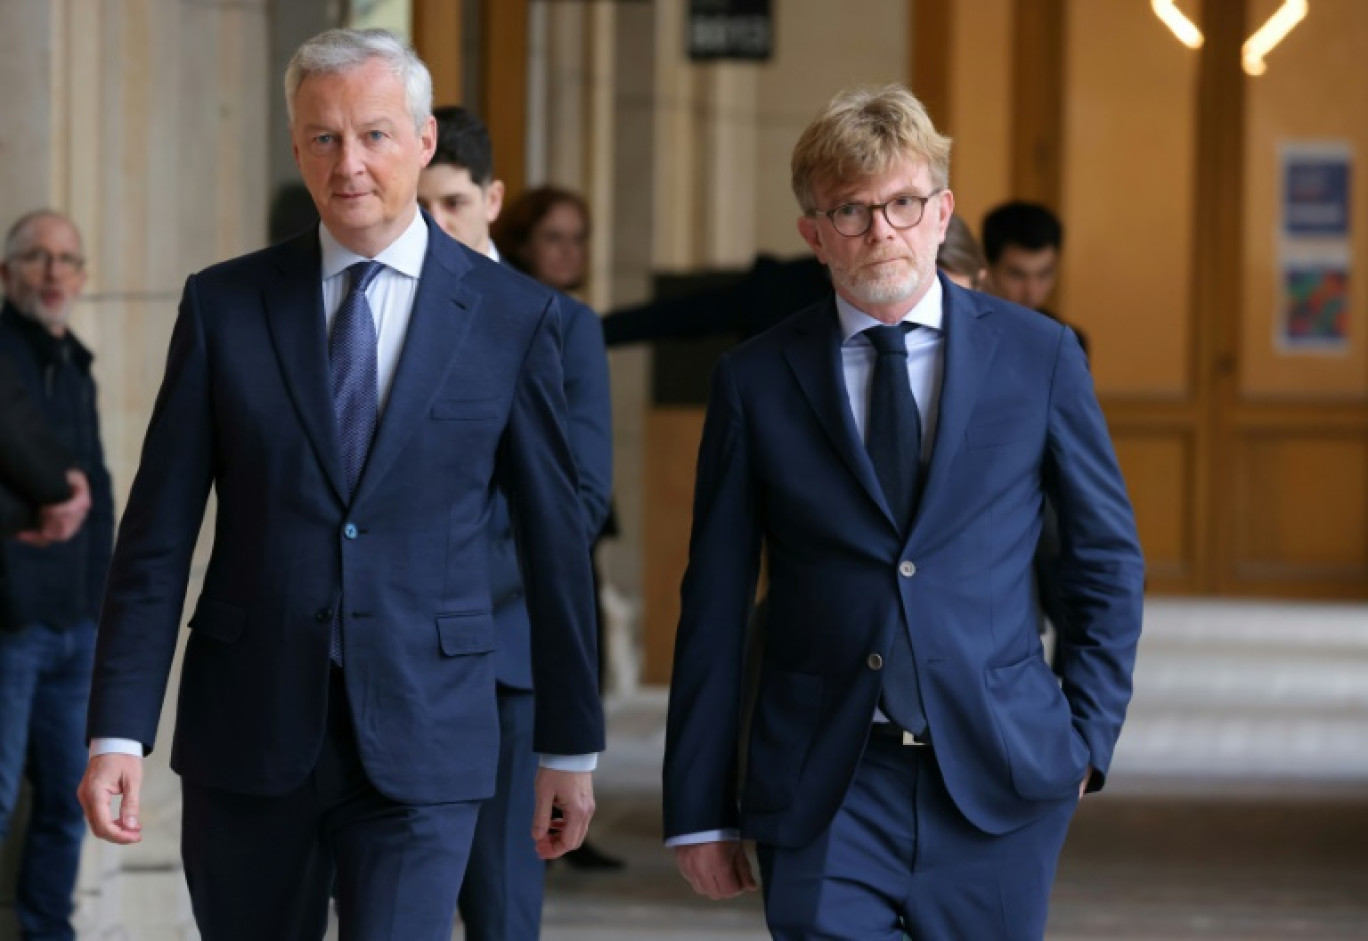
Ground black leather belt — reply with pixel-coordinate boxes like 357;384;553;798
869;722;930;747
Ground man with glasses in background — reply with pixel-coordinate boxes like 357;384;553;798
0;209;113;941
664;85;1143;939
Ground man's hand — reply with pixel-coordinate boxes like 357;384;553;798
16;469;90;546
675;840;758;900
77;753;144;844
531;768;595;860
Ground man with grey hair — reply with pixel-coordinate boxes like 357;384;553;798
664;84;1142;938
0;208;112;941
77;28;603;939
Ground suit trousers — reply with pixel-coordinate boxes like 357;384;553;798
757;738;1076;941
457;685;545;940
180;669;480;941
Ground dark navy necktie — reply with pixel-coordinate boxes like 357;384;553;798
328;260;383;664
331;260;384;497
864;322;928;735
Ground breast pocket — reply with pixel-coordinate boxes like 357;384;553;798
430;398;502;422
965;414;1037;451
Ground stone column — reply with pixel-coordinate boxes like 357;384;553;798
0;1;270;936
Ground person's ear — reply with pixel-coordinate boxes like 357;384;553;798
797;214;827;263
485;180;506;225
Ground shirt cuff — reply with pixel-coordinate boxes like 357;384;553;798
537;753;598;772
90;737;143;758
665;829;740;847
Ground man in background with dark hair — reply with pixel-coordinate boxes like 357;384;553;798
981;201;1084;669
981;200;1064;315
417;105;505;257
419;106;613;941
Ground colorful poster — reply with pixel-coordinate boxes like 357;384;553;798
1278;142;1353;352
1280;257;1349;349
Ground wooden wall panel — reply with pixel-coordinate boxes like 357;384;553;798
1010;0;1064;207
1240;0;1368;399
1232;433;1368;592
642;408;706;684
480;0;528;199
412;0;463;106
1112;432;1194;584
945;0;1013;232
1060;0;1198;398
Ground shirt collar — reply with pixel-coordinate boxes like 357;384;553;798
835;275;944;344
485;241;501;263
318;208;429;281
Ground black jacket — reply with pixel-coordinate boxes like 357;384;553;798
0;355;72;535
0;303;113;629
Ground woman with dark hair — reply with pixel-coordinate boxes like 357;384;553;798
496;186;591;293
498;184;625;873
936;213;988;290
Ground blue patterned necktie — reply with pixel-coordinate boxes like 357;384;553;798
331;260;384;497
328;259;383;664
864;322;928;735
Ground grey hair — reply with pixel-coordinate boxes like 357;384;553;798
4;210;81;259
284;28;433;132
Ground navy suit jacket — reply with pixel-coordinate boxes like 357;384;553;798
87;216;604;804
486;284;611;691
664;275;1144;846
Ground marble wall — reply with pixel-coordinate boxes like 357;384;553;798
0;0;270;936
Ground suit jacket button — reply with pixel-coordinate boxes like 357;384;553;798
867;653;884;671
315;608;333;622
898;560;916;577
343;523;358;540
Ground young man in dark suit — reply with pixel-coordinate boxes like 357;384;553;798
419;105;613;941
664;85;1143;939
78;29;603;940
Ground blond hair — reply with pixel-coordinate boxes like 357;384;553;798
791;84;951;212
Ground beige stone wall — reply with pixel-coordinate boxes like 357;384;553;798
0;0;269;934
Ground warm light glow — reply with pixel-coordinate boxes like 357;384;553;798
1243;0;1308;76
1152;0;1204;49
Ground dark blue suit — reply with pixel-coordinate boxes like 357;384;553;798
664;276;1143;937
87;216;604;938
458;282;612;940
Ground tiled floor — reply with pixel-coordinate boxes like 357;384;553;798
4;599;1366;939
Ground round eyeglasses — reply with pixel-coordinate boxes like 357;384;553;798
9;249;86;275
811;191;941;238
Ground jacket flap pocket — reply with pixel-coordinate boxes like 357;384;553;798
430;398;501;421
187;597;246;644
436;611;495;656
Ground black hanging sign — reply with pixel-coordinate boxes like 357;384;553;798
688;0;773;61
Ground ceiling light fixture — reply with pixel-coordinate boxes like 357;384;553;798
1151;0;1309;75
1242;0;1308;76
1152;0;1204;49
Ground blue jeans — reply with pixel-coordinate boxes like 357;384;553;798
0;621;96;941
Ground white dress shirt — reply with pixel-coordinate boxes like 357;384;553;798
666;278;947;847
95;210;596;772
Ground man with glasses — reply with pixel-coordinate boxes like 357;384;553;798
664;84;1143;939
0;209;113;941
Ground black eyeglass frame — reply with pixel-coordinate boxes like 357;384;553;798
809;190;943;238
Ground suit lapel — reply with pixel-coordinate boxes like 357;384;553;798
909;276;999;541
354;225;480;502
264;232;350;503
783;299;897;529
